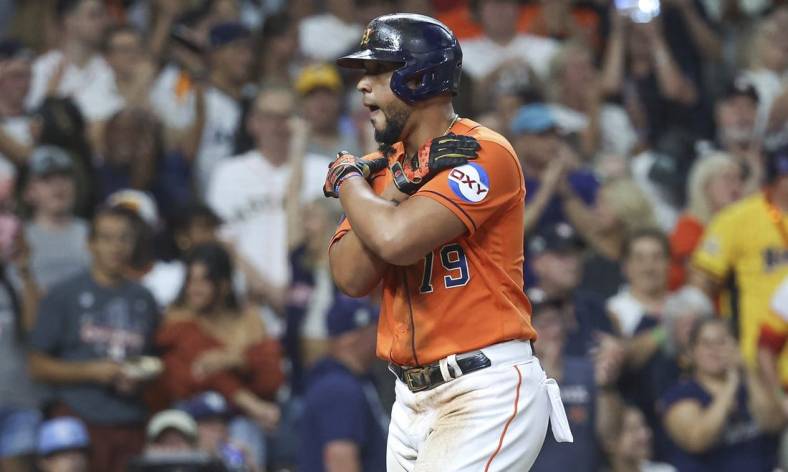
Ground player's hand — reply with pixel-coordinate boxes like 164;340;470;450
323;151;387;198
391;133;480;195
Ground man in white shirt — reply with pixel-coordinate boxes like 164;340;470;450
207;87;330;296
193;22;254;196
0;40;34;184
460;0;559;83
25;0;123;123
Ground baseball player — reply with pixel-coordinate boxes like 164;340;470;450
323;13;572;471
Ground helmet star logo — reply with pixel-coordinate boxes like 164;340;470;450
361;27;373;46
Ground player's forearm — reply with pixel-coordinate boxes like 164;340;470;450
329;230;386;297
338;178;422;265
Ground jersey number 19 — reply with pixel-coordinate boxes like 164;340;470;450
419;243;470;293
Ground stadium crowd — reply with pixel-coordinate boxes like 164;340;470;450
1;0;788;471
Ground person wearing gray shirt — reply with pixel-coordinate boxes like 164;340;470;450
19;146;90;290
29;207;160;472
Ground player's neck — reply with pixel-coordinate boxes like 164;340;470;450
402;103;457;157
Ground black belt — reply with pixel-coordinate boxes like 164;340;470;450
388;351;492;393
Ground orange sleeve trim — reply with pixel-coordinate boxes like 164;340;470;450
484;365;523;472
759;325;788;355
329;229;350;249
416;190;477;233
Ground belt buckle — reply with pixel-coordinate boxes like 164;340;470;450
404;367;432;393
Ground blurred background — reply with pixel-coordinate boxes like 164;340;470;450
1;0;788;471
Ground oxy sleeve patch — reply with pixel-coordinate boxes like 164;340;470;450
448;163;490;203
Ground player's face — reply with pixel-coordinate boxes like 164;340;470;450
357;61;412;145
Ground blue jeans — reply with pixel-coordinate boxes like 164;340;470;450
0;408;41;458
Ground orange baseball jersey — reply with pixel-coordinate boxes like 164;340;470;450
330;118;536;366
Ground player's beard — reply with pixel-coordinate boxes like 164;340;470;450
375;105;411;145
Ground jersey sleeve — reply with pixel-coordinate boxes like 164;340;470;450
691;210;737;281
329;215;352;249
413;140;523;235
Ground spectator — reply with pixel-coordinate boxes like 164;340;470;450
103;25;157;110
28;206;161;472
529;293;623;472
608;228;670;340
660;286;716;373
26;0;122;127
36;417;90;472
207;88;330;305
546;40;638;158
106;189;185;309
98;108;191;221
284;197;347;395
578;178;657;299
255;12;300;87
607;405;676;472
192;21;253;195
156;243;283;434
742;16;788;136
690;143;788;384
527;222;614;356
512;104;598;236
519;0;601;45
178;391;257;472
295;63;360;158
0;39;34;173
171;203;224;257
20;145;90;291
299;297;387;472
35;97;96;218
708;77;764;195
669;152;742;289
460;0;559;85
0;228;42;471
601;11;700;148
660;318;783;471
144;409;198;455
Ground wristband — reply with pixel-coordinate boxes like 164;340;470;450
335;172;363;193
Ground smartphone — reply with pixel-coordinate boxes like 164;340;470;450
615;0;661;23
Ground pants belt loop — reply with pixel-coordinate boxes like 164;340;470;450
447;354;462;378
438;358;452;382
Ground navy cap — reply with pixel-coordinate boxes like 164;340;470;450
0;39;32;60
177;391;232;421
208;22;250;49
511;104;556;135
29;145;74;177
37;417;90;456
721;76;759;103
528;222;584;255
326;296;379;338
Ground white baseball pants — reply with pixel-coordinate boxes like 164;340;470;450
386;340;572;472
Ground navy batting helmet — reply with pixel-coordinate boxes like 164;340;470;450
336;13;462;105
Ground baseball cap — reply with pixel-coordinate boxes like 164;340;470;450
28;145;74;177
147;410;198;442
0;38;32;61
326;295;379;337
511;104;556;135
107;189;159;227
720;76;759;103
208;22;250;49
37;417;90;456
528;222;584;255
295;63;343;96
177;391;232;421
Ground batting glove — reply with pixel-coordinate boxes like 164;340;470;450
323;151;388;198
391;133;480;195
